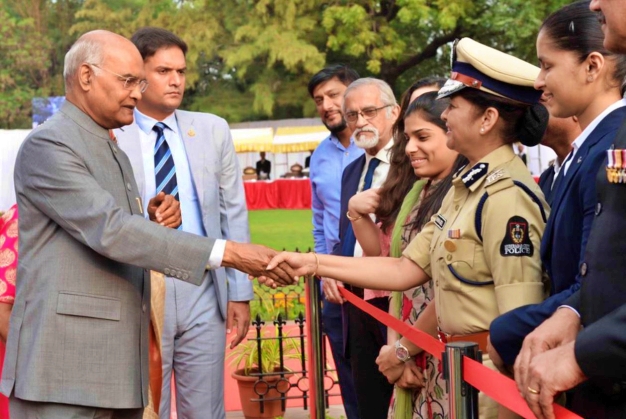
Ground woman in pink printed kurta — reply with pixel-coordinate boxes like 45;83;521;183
0;204;18;418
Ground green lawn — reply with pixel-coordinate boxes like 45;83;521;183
248;209;314;252
247;209;313;321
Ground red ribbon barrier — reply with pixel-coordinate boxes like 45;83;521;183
338;287;582;419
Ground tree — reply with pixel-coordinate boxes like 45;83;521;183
0;9;51;128
0;0;570;127
191;0;568;120
321;0;570;93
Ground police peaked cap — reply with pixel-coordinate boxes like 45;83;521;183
437;38;542;105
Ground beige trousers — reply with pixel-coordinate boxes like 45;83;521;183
143;272;166;419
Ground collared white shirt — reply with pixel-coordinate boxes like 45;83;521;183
133;109;225;268
563;98;626;176
550;158;563;189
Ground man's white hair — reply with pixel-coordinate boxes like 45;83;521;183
63;38;104;91
342;77;397;117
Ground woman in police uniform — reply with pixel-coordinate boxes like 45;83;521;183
265;38;550;419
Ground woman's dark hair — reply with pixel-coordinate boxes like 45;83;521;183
540;0;626;94
376;77;447;233
399;92;468;232
455;88;548;147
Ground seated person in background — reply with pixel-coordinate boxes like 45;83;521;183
256;151;271;179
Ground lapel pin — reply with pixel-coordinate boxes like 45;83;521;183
187;128;196;137
577;156;582;164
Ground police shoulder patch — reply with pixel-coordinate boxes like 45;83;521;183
500;216;533;257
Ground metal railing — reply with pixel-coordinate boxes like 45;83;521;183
443;342;481;419
242;301;339;417
246;245;482;419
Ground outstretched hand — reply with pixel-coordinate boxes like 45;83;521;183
148;191;181;228
267;251;317;276
256;251;318;288
223;242;298;286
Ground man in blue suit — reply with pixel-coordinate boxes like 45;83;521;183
116;28;252;419
489;103;626;369
325;77;399;419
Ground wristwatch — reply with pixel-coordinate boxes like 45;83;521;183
394;340;411;362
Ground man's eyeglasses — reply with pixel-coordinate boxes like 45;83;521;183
344;104;393;123
88;63;149;93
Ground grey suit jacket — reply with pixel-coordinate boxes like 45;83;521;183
1;102;215;409
115;110;253;319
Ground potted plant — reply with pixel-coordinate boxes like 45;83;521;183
228;312;303;419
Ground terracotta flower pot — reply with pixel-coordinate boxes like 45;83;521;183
232;368;293;419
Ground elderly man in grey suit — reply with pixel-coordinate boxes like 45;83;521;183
1;30;295;419
115;27;252;419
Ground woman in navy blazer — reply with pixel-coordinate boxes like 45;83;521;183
489;0;626;371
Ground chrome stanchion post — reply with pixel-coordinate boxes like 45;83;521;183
443;342;481;419
305;274;325;419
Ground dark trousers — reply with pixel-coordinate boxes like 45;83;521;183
570;381;626;419
348;296;393;419
322;296;360;419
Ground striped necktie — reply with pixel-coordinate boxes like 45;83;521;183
153;122;182;229
153;122;179;200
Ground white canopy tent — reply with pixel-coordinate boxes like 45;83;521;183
0;127;555;212
231;125;330;177
0;130;30;211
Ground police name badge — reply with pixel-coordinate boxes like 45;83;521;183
500;216;534;257
606;148;626;183
434;214;447;230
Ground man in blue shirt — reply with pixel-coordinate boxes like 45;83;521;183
308;65;362;419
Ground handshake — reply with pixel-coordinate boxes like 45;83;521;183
147;192;314;286
222;244;316;287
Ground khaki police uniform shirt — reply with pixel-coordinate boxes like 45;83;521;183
403;145;550;336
